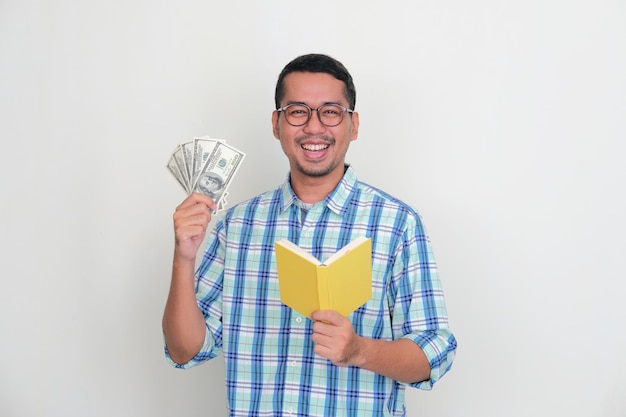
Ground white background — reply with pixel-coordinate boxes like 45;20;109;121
1;1;624;416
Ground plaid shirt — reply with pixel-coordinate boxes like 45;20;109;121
166;166;456;416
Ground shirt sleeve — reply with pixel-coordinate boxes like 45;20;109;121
164;323;220;369
391;216;457;390
164;223;226;369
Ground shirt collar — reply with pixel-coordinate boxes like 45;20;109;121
279;165;358;216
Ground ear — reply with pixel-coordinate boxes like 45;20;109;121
271;111;280;139
350;111;360;141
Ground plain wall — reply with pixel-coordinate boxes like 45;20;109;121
1;1;624;416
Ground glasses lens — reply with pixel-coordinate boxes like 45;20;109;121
284;105;311;126
318;104;344;127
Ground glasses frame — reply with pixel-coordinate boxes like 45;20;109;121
276;103;355;127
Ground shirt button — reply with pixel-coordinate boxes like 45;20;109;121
291;360;297;367
295;317;302;323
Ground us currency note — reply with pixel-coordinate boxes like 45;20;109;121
180;140;195;185
217;191;229;212
167;153;189;193
191;141;245;210
169;145;191;193
192;137;223;186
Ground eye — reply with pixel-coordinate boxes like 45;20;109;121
321;105;342;116
287;106;309;117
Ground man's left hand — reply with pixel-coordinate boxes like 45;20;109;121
310;310;363;367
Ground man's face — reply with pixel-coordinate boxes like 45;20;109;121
272;72;359;182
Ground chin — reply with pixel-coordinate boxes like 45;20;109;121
296;164;338;178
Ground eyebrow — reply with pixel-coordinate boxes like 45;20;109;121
284;100;346;107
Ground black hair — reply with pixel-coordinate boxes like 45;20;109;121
274;53;356;110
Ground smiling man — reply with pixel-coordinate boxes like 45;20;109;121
163;53;457;416
273;71;358;184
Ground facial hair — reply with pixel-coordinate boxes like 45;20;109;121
293;134;343;178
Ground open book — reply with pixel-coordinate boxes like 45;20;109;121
274;236;372;317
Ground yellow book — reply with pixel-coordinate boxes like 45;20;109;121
274;236;372;317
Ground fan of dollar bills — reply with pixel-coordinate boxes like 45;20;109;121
167;135;246;214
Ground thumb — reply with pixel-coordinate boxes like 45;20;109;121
311;309;341;324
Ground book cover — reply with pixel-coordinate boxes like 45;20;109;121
274;236;372;317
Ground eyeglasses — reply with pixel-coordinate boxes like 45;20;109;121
276;103;354;127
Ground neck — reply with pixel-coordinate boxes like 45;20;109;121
289;167;345;204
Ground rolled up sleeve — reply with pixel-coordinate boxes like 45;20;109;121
393;220;457;389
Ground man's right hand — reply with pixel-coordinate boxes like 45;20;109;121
172;193;217;261
163;193;216;364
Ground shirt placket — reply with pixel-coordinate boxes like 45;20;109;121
282;203;319;416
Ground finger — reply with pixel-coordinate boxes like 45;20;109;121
174;206;212;225
312;322;329;339
176;193;217;211
175;219;208;239
311;309;343;325
174;198;214;224
313;344;332;361
175;205;213;228
173;206;212;245
311;328;335;346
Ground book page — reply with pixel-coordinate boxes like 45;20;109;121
275;239;320;264
324;236;370;265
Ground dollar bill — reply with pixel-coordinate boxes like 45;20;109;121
191;141;245;210
167;152;189;193
192;137;224;186
169;144;191;193
217;191;229;212
180;140;195;185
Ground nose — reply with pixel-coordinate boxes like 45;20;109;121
303;109;326;133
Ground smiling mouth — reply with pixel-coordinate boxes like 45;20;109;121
301;143;330;151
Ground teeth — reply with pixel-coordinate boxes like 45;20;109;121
302;144;329;151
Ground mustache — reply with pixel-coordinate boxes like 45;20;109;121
295;134;335;144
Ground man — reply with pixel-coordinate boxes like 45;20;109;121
163;53;456;416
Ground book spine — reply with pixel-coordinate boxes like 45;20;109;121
317;266;331;310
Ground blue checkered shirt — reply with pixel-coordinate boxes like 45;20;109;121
166;166;456;416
